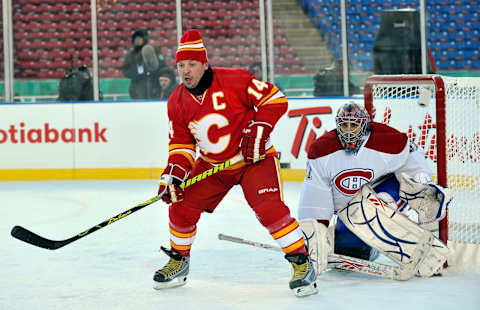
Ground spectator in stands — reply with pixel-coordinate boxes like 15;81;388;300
122;29;167;99
57;65;102;101
154;67;178;100
313;59;361;96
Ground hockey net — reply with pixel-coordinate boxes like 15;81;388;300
364;75;480;270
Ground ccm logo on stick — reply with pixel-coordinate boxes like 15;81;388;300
334;169;373;195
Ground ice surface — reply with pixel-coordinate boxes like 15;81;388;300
1;180;479;310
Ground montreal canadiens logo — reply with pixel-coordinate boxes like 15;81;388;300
333;169;374;195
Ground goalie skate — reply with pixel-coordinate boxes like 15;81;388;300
285;253;318;297
153;246;189;290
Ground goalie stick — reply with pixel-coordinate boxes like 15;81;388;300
217;233;408;280
10;154;243;250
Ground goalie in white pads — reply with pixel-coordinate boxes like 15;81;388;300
297;102;452;279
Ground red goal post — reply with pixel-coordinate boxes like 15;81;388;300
363;74;480;270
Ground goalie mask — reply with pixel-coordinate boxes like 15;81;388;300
335;103;370;153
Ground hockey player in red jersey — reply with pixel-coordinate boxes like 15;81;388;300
297;102;452;280
153;29;317;297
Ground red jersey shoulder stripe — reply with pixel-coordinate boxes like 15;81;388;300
307;130;342;159
365;122;408;154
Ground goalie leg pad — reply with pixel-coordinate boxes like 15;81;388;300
338;184;443;280
399;173;452;224
300;219;334;275
335;220;373;260
415;236;449;277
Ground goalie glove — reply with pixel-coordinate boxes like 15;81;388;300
157;163;189;204
240;121;272;164
399;173;452;224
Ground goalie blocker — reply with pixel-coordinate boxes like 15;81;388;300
301;183;450;280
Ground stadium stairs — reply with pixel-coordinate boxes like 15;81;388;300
272;0;332;74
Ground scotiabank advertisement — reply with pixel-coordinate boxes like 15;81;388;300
0;102;168;171
0;99;362;174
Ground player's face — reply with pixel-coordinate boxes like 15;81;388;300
177;60;208;89
338;120;362;140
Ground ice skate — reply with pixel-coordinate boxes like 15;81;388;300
153;246;189;290
285;253;318;297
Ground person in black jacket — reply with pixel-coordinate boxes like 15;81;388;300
57;65;102;101
313;59;361;96
122;29;167;99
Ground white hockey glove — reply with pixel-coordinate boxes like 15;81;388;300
399;173;452;224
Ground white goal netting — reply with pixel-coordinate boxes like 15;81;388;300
364;75;480;269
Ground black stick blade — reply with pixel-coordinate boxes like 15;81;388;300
11;225;65;250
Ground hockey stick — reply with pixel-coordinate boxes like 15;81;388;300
218;233;408;280
10;154;243;250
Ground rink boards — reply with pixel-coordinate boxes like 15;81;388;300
0;96;477;190
0;98;360;181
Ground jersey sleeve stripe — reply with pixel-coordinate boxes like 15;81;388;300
168;152;195;166
169;144;196;151
261;97;288;106
168;148;196;157
257;88;286;107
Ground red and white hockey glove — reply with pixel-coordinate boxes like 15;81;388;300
157;163;189;204
240;121;272;164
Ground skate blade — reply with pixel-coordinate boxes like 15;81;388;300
293;281;318;297
153;276;188;290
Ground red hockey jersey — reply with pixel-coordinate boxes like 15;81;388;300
165;67;287;171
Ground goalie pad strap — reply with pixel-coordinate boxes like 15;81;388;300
415;236;450;277
300;219;334;275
